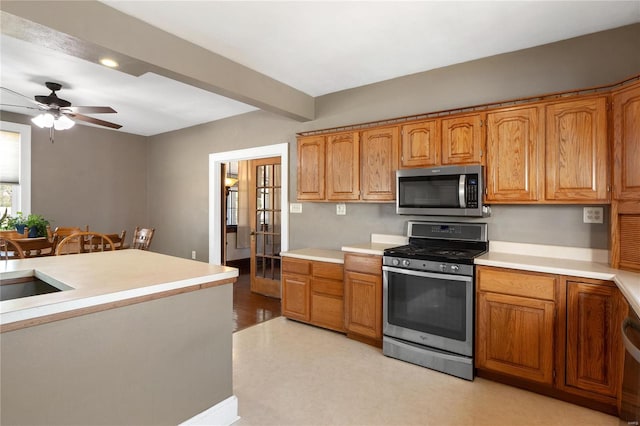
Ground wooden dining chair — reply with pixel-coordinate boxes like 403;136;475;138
0;228;28;240
104;230;126;250
0;238;25;260
55;232;115;256
131;227;155;250
52;226;89;253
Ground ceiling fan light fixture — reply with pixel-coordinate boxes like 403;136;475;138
53;115;75;130
99;58;119;68
31;113;55;128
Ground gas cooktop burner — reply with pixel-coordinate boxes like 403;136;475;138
383;221;489;265
384;244;486;264
432;249;473;257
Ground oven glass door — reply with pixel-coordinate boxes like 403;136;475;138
383;266;473;356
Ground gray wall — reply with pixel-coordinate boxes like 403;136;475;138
3;25;638;260
1;111;148;242
148;24;640;258
1;284;233;425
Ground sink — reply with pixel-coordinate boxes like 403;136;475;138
0;277;62;302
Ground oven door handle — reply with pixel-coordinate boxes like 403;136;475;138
383;265;472;282
622;316;640;363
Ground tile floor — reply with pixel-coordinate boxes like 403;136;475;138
233;317;619;426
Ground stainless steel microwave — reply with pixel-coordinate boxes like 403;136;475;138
396;165;488;217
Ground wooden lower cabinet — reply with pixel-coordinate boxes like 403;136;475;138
281;257;345;332
477;291;555;384
344;253;383;346
282;258;311;322
562;280;626;402
476;266;625;415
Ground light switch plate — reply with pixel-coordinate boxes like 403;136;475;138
289;203;303;214
583;207;604;224
336;203;346;215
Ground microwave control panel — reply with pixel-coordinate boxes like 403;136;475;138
466;175;479;208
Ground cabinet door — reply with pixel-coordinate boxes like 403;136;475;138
344;270;382;340
612;82;640;200
477;291;555;384
400;120;440;168
566;281;622;398
326;131;360;201
441;113;484;165
360;126;399;201
545;97;609;202
486;106;542;202
297;135;325;200
282;273;310;322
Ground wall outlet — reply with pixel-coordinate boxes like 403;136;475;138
191;250;196;260
336;203;346;215
583;207;604;224
289;203;303;214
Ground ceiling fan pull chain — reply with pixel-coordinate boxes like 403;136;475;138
49;127;55;144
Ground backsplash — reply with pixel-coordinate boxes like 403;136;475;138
288;203;609;251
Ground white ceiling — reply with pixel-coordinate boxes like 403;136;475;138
1;1;639;136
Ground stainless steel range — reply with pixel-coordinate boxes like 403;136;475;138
383;221;488;380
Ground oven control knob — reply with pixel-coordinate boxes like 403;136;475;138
439;264;447;272
451;265;459;272
392;258;400;266
402;259;411;267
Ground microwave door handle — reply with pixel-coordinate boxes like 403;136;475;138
459;175;466;208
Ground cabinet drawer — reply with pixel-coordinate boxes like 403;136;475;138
282;258;311;275
313;261;343;280
311;293;345;332
312;278;343;297
344;253;382;274
477;266;557;301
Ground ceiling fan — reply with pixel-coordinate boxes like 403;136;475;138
1;82;122;141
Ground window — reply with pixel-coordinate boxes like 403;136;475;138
226;187;238;227
0;121;31;217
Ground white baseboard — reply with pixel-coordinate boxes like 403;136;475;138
181;395;240;426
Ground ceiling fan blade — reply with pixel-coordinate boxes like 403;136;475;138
62;106;117;114
0;104;41;110
1;87;50;109
66;112;122;129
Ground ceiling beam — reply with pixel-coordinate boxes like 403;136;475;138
0;1;315;122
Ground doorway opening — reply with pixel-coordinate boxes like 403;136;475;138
209;143;288;331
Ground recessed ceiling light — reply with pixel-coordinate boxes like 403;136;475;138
99;58;119;68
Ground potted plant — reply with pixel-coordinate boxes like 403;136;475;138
6;211;27;234
25;214;51;238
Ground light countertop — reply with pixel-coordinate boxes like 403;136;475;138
281;248;344;264
1;250;238;328
341;234;408;256
476;242;640;317
281;234;408;262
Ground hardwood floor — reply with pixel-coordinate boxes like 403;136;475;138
230;259;281;332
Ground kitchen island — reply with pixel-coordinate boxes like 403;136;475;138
0;250;239;426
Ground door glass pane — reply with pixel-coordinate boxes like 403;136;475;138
274;164;281;186
251;159;282;286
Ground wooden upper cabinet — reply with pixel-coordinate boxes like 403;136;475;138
326;131;360;201
400;119;440;168
360;126;399;201
612;81;640;200
441;113;484;165
486;106;542;202
297;135;325;200
545;97;609;202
